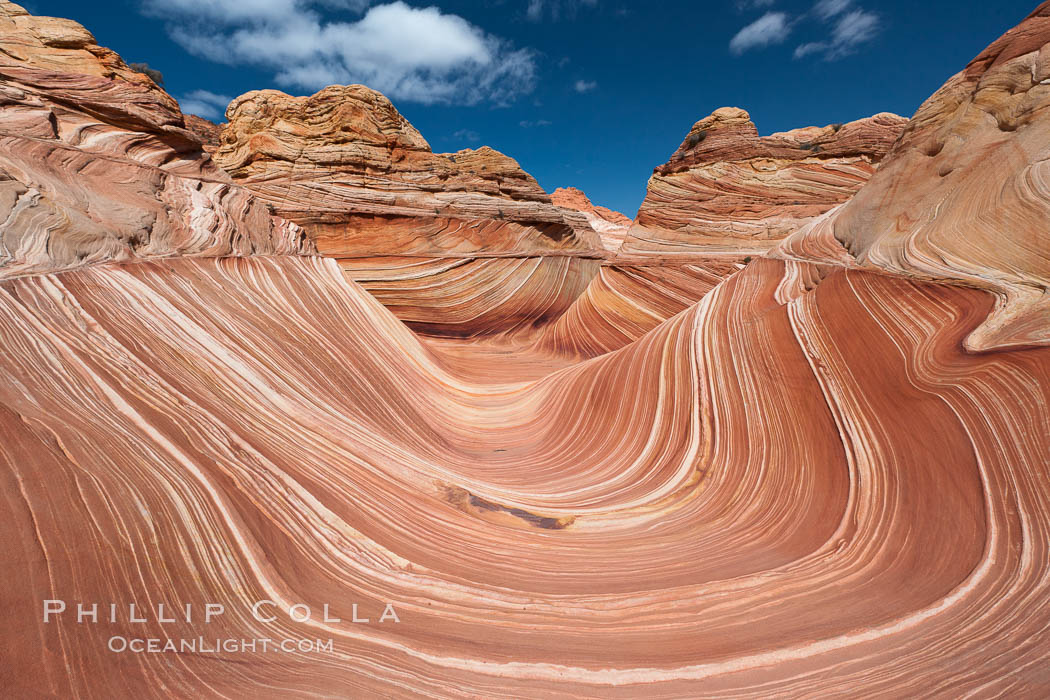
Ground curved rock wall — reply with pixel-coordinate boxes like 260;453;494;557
2;1;1050;697
619;107;906;259
812;2;1050;351
0;1;311;280
213;86;604;337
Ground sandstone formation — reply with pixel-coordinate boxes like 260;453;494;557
3;1;1050;698
0;1;309;278
781;3;1050;352
551;185;632;252
557;107;909;356
618;107;907;259
527;259;742;357
214;86;600;256
183;113;222;152
212;85;602;335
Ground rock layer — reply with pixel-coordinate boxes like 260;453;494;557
212;87;603;257
0;1;310;278
619;107;907;259
790;2;1050;352
551;185;632;252
213;85;602;336
3;2;1050;699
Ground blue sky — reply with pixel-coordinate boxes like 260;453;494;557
23;0;1041;215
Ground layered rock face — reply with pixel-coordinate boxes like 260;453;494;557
0;1;309;278
213;86;602;336
538;107;907;358
796;3;1050;352
619;107;907;259
215;85;598;255
4;1;1050;698
551;185;632;252
183;114;222;152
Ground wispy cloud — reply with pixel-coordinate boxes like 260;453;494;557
573;79;597;93
452;128;480;142
730;0;880;60
795;5;880;59
735;0;775;10
729;12;791;55
179;89;232;120
526;0;598;22
519;119;552;128
142;0;536;106
813;0;851;20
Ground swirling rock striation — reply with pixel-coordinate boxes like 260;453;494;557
555;108;907;356
618;107;907;259
551;185;632;253
2;2;1050;699
212;85;603;336
0;1;310;279
783;1;1050;352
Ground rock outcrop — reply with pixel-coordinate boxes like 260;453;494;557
213;85;602;336
546;108;907;357
183;113;221;152
4;1;1050;698
551;185;632;252
0;1;310;279
618;107;907;259
784;3;1050;352
214;86;601;257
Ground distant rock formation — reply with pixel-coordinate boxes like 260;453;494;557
535;110;906;355
551;186;632;252
618;107;906;259
183;113;222;152
215;85;602;258
214;85;604;336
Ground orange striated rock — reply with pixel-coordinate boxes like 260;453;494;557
782;1;1050;352
183;113;222;152
527;260;740;357
213;85;603;336
618;107;906;259
3;1;1050;698
0;1;309;277
215;85;602;257
551;185;633;252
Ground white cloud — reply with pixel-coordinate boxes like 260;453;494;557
573;79;597;93
527;0;598;22
729;12;791;55
519;119;552;127
793;42;825;58
795;7;879;59
813;0;851;20
452;128;480;142
832;9;879;48
143;1;536;105
179;89;233;120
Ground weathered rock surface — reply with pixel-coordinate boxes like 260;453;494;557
551;185;632;252
183;113;222;152
779;2;1050;352
212;85;603;336
215;85;602;258
3;1;1050;699
618;107;907;259
0;1;310;278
